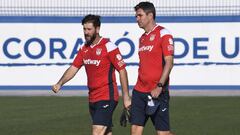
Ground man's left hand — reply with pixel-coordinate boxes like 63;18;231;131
151;87;162;98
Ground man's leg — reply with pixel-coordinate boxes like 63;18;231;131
131;125;144;135
92;125;107;135
156;131;175;135
131;90;149;135
92;125;113;135
152;91;172;135
90;101;117;135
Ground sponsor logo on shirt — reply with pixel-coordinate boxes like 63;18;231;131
117;60;125;67
139;45;153;52
116;54;122;60
83;59;101;66
115;54;125;67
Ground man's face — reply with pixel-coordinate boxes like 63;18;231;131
135;8;151;29
83;22;99;45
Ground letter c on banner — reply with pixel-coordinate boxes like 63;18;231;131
3;38;21;59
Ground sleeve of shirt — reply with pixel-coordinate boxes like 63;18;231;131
160;28;174;56
72;48;84;69
106;42;126;71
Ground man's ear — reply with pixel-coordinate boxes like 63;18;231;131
148;12;154;20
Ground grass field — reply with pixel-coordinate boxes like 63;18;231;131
0;96;240;135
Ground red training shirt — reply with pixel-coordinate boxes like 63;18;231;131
134;25;174;93
72;38;126;102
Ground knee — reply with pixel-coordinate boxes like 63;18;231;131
157;131;175;135
92;125;107;135
131;125;143;135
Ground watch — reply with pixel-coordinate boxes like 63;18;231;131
157;83;163;88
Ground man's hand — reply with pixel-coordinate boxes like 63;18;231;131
151;87;162;98
52;84;61;93
120;94;131;127
123;95;131;109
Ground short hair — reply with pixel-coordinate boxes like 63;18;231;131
81;14;101;28
134;2;156;20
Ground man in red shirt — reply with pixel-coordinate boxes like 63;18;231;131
131;2;174;135
52;14;131;135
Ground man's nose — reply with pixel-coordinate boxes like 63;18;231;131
136;16;139;21
84;30;89;35
136;16;141;22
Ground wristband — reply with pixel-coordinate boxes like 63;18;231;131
157;83;163;88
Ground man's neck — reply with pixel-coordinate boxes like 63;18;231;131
92;35;101;45
144;22;157;33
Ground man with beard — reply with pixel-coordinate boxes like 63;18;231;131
52;14;131;135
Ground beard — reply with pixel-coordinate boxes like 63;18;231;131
85;33;97;46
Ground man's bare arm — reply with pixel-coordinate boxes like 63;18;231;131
52;65;79;93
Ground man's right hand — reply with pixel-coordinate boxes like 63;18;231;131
123;95;131;109
52;84;61;93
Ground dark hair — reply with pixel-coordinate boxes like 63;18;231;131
134;2;156;20
81;14;101;28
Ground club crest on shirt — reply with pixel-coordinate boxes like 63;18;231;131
150;34;155;41
96;48;102;55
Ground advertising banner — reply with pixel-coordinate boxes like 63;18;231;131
0;22;239;89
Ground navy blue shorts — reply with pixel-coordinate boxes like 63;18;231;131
89;100;118;127
130;89;170;131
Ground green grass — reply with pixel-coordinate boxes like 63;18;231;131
0;96;240;135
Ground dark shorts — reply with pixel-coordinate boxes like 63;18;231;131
89;100;118;127
130;89;170;131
